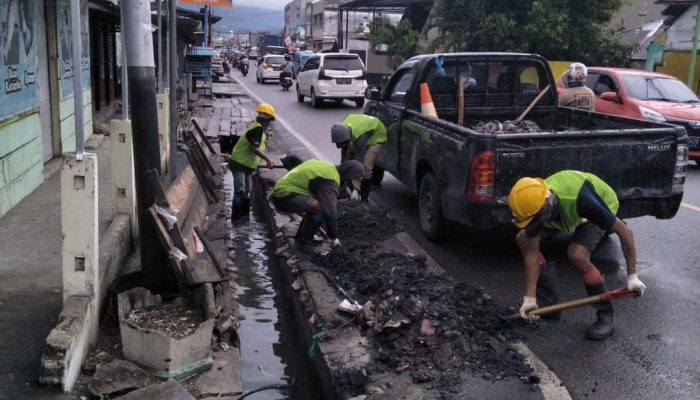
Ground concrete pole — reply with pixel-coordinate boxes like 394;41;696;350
169;0;178;181
688;5;700;89
157;0;163;92
122;0;166;273
70;0;85;160
165;0;170;89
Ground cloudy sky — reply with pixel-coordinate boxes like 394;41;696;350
222;0;287;9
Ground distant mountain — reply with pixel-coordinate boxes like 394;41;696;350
181;4;285;33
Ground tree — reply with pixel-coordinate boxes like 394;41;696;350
428;0;632;66
368;17;420;69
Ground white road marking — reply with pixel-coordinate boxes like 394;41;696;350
512;342;573;400
681;202;700;213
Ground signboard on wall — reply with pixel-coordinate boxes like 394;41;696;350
57;0;90;99
180;0;233;6
0;0;38;120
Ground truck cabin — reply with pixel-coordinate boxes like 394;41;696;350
392;54;560;128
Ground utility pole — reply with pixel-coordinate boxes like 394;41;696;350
122;0;166;273
70;0;84;160
688;5;700;89
169;0;178;181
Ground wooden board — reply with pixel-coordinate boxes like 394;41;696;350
181;258;225;285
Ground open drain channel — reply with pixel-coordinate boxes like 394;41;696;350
226;174;323;399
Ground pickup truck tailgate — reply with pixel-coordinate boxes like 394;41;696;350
494;128;686;219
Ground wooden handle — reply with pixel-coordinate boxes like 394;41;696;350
515;84;551;123
506;293;602;322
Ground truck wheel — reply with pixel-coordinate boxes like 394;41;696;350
370;166;384;186
418;172;445;241
296;85;304;103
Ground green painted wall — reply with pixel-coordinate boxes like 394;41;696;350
0;113;43;217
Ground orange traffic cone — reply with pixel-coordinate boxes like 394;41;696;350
420;83;438;118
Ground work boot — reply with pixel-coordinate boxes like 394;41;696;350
241;198;251;216
585;282;614;340
295;213;323;244
360;179;372;203
231;200;242;220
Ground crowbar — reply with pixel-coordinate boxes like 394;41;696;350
506;287;638;322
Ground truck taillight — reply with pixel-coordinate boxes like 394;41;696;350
673;144;688;192
467;150;495;202
318;67;332;80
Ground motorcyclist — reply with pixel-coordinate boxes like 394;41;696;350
240;54;250;75
559;62;596;112
280;54;293;83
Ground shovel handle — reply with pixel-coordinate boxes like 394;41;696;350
515;84;551;123
506;287;637;322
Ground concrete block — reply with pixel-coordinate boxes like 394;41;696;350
118;288;215;380
61;152;99;341
109;119;137;238
39;296;93;392
116;379;195;400
98;213;132;315
195;349;242;398
88;360;151;397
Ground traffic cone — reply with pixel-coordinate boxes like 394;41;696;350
420;83;438;118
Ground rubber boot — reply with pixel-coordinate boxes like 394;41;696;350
360;179;371;203
585;282;614;340
231;195;243;220
241;197;251;216
295;213;323;244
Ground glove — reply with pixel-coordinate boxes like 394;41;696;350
265;159;274;169
349;189;360;201
330;238;341;248
627;273;646;297
519;296;539;321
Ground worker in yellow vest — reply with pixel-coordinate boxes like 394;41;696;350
229;103;275;219
270;159;365;247
508;171;646;340
331;114;387;202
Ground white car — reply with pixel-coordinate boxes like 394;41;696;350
256;54;286;83
296;53;368;108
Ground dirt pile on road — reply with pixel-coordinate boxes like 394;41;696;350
314;202;533;397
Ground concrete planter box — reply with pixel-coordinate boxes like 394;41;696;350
118;288;214;380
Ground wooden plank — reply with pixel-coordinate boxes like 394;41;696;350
180;185;209;256
194;227;227;279
181;258;225;285
165;166;198;217
191;118;217;156
186;131;216;175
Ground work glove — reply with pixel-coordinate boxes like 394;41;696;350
519;296;539;321
627;273;647;297
330;238;341;248
349;189;360;201
264;159;274;169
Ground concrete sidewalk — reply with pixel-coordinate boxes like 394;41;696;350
0;135;112;400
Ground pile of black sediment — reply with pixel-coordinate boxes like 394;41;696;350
336;200;403;244
313;204;532;396
472;119;542;134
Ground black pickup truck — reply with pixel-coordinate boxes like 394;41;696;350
363;53;688;240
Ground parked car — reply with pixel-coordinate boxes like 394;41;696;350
256;54;286;83
556;67;700;162
292;50;314;78
296;53;368;108
365;53;687;239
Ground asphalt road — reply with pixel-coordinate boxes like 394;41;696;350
232;70;700;400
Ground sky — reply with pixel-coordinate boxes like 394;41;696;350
223;0;287;9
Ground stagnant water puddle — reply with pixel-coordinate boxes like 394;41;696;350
226;174;323;399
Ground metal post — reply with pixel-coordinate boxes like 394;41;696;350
70;0;84;160
121;36;129;119
689;5;700;89
165;0;170;89
169;0;178;181
157;0;162;92
122;0;166;273
203;6;209;47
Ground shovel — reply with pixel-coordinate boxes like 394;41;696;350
506;287;638;322
514;84;551;123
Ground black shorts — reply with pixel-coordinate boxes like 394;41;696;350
571;222;606;252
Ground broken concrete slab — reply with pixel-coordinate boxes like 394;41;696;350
116;379;195;400
194;348;242;398
88;359;151;397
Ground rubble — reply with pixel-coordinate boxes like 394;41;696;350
312;201;532;397
472;119;542;134
126;303;205;340
88;360;152;397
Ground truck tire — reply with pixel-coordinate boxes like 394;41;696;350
370;166;384;186
418;172;445;241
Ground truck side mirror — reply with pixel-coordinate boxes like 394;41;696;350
600;92;620;103
365;86;381;101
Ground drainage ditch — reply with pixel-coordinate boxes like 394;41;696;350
226;173;323;399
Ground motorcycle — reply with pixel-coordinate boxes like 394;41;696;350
279;72;293;91
241;64;249;77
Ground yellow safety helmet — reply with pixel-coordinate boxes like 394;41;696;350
507;177;548;229
256;103;276;120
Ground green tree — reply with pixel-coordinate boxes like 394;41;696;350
368;17;420;69
428;0;631;66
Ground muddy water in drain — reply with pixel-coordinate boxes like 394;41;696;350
227;175;322;399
